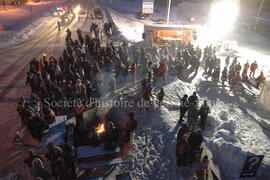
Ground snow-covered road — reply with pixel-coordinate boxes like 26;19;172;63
0;0;96;178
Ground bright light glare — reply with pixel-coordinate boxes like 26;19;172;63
209;0;239;39
74;5;81;14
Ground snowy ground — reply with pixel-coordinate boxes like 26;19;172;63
0;0;270;179
101;0;270;179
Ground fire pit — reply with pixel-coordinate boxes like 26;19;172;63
95;122;106;135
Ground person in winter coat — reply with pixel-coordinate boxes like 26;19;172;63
27;116;48;141
256;70;266;89
225;55;230;66
176;123;189;141
130;62;137;83
231;71;241;87
196;155;209;180
188;92;199;107
24;150;43;168
55;66;63;86
75;79;82;98
188;129;203;164
250;61;258;77
31;158;51;180
105;121;119;150
242;61;250;79
125;112;137;142
44;107;55;124
179;94;189;124
176;134;189;167
221;67;228;85
199;100;210;130
45;143;63;176
157;88;165;106
187;103;199;131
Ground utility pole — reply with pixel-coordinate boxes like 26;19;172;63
253;0;265;32
166;0;172;24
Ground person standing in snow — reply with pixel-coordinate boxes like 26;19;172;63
124;112;137;142
225;55;230;67
221;67;228;85
157;88;165;106
57;20;61;31
188;92;199;107
199;100;210;131
242;61;250;79
188;129;203;164
176;133;189;167
129;62;137;83
196;155;209;180
179;94;189;124
187;103;199;131
250;61;258;78
256;70;266;89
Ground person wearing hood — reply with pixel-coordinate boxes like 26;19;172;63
31;158;50;180
105;121;119;150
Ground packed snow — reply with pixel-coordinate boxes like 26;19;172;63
1;0;270;179
102;0;270;179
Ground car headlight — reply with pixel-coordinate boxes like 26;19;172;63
58;19;62;22
54;12;57;16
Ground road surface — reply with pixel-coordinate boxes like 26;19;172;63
0;0;96;178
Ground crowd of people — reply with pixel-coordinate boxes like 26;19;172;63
15;11;268;179
203;45;266;89
16;19;142;179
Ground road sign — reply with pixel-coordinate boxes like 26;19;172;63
142;0;155;14
240;155;264;178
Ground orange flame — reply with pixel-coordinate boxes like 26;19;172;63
95;123;105;134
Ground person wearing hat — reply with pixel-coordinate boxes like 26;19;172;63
179;94;189;124
45;143;63;176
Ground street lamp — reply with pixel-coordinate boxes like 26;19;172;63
254;0;265;32
166;0;171;24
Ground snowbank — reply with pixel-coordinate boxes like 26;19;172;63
0;17;52;49
108;9;144;42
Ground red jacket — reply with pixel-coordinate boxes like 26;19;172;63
130;64;136;74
